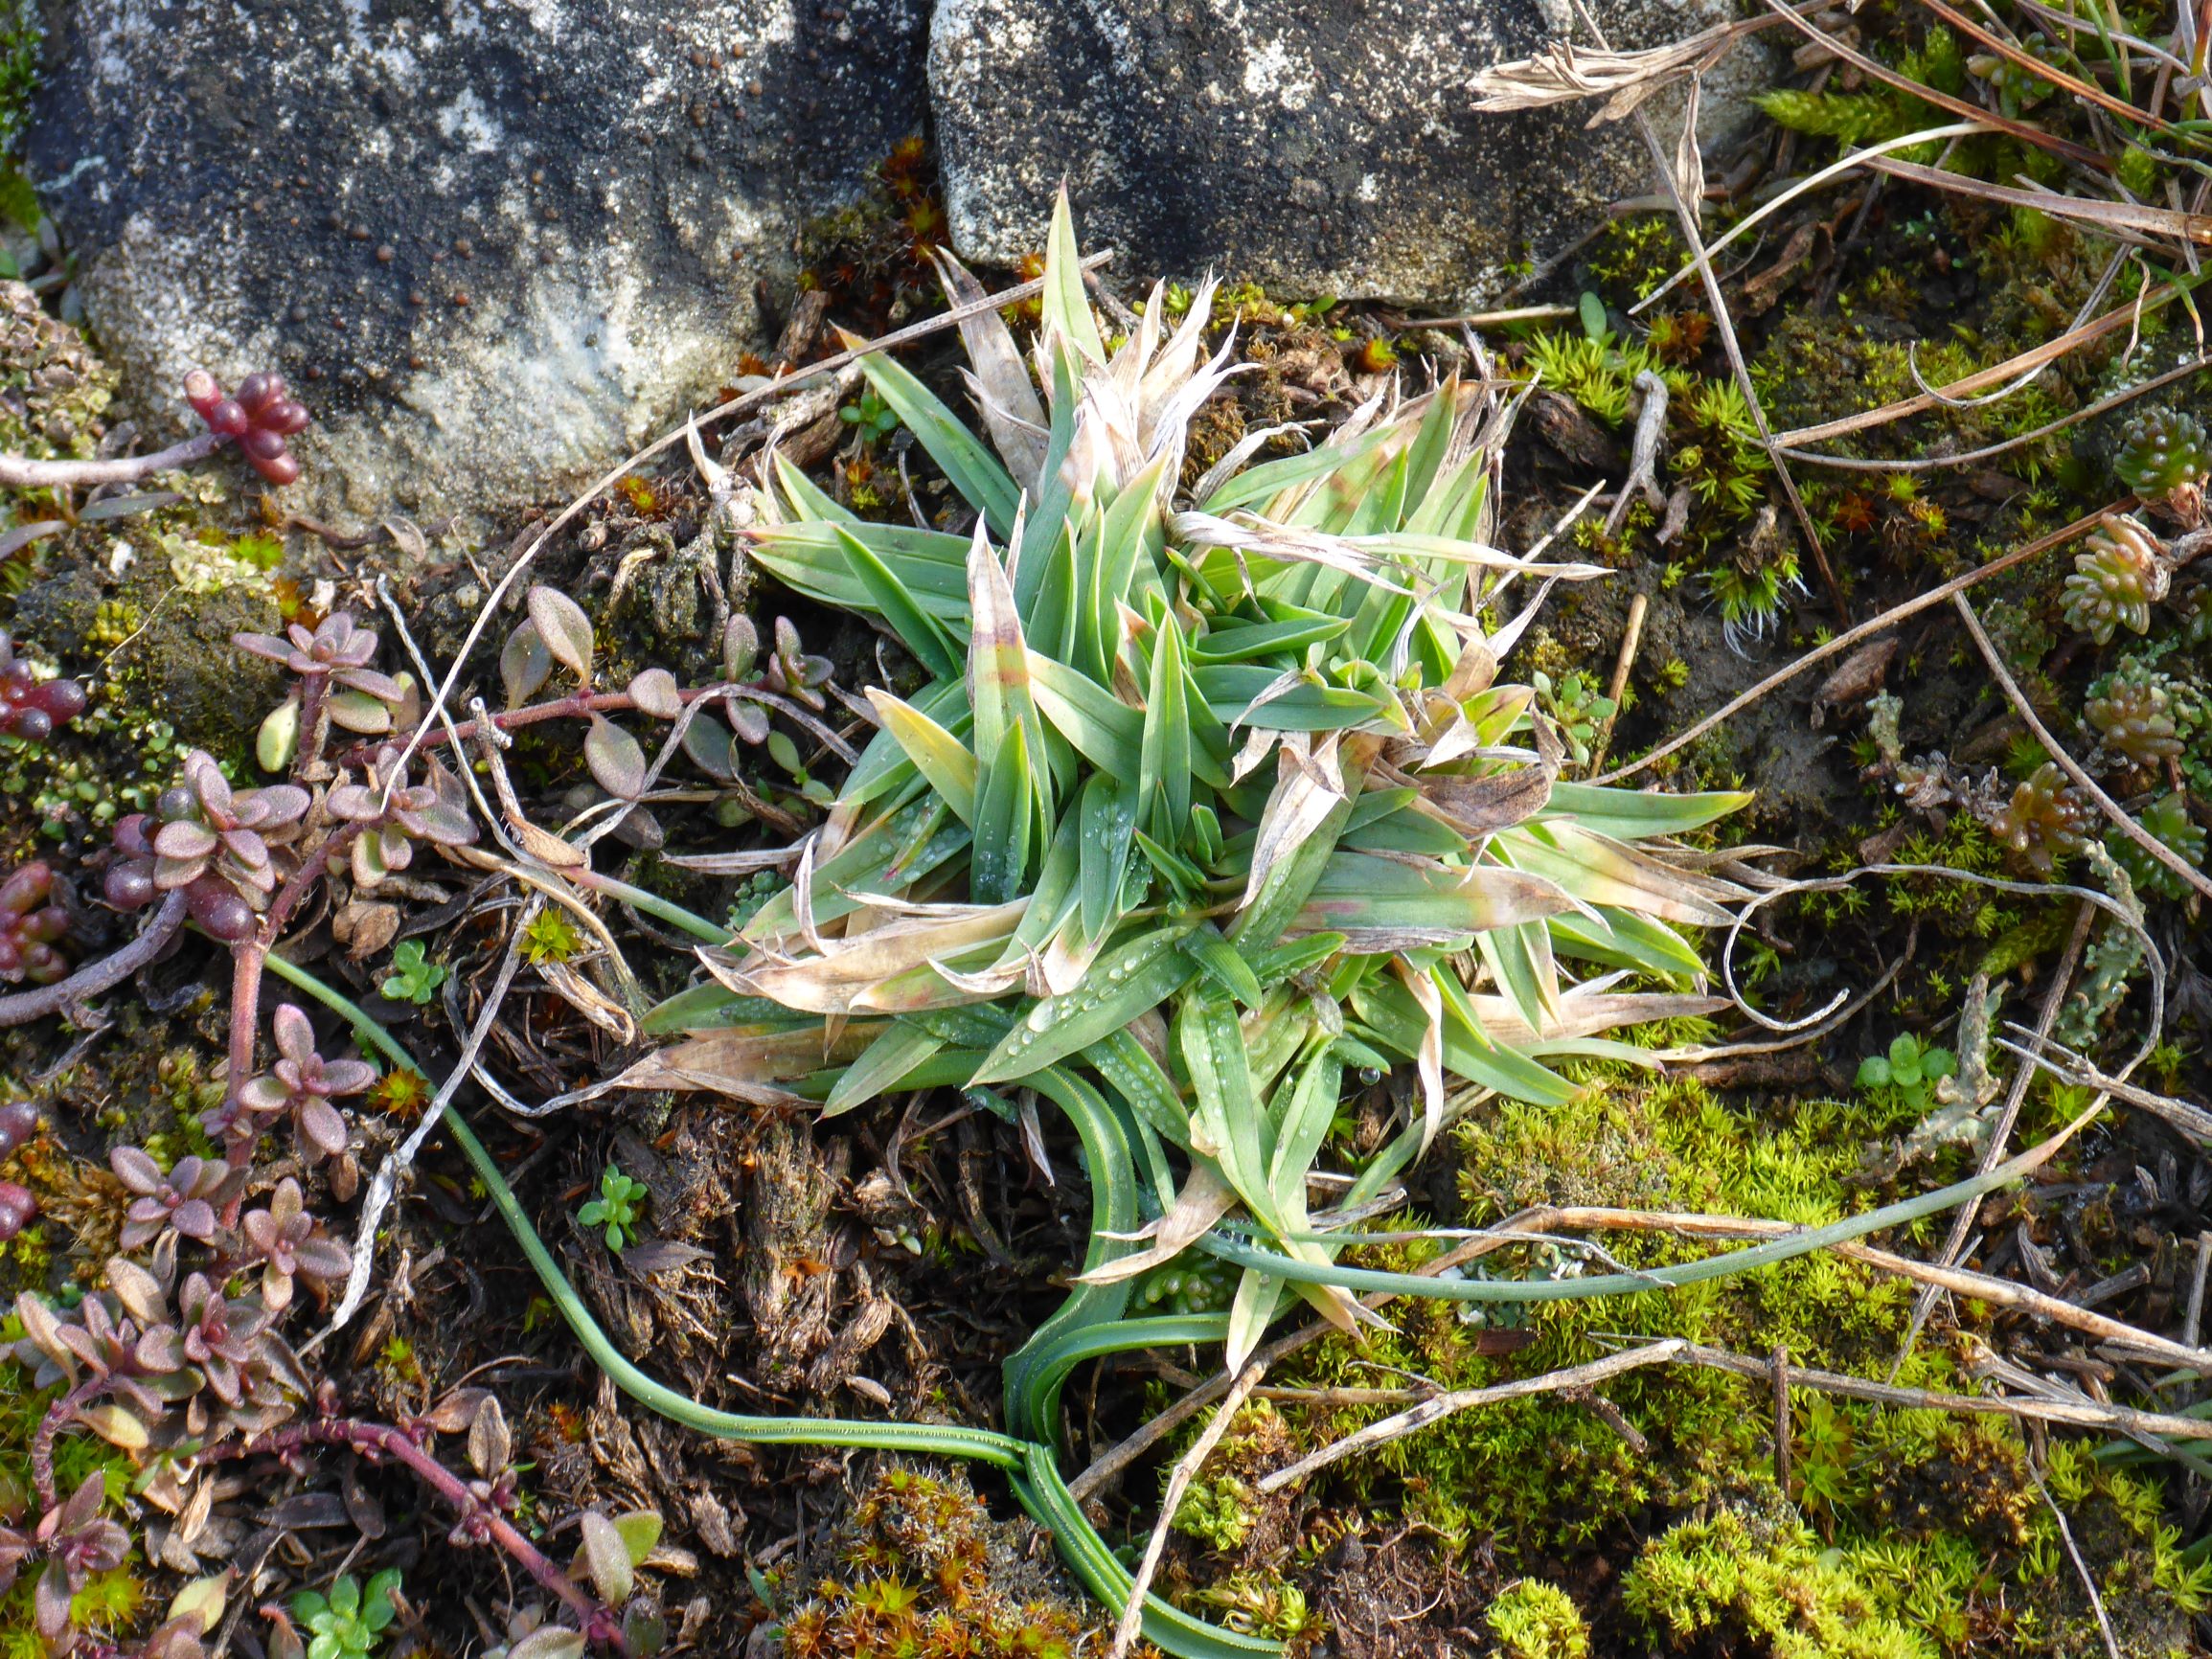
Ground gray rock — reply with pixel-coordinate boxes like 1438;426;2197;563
929;0;1769;307
28;0;926;523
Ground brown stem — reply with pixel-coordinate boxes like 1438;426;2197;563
239;1418;622;1649
376;691;642;757
0;433;229;489
0;891;189;1028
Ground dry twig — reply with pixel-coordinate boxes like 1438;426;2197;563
1591;506;2107;784
1257;1341;1688;1492
1110;1358;1267;1659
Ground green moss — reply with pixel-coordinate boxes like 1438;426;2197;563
1485;1579;1588;1659
0;4;36;160
0;1332;146;1655
1246;1066;2178;1654
1622;1505;1931;1658
0;284;110;467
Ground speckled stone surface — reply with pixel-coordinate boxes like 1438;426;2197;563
28;0;926;522
930;0;1769;307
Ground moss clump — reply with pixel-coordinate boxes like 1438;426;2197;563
773;1466;1114;1659
1248;1067;2181;1654
1622;1505;1930;1659
0;281;111;466
1485;1579;1588;1659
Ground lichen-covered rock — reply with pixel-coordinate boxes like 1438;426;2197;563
27;0;926;523
929;0;1771;306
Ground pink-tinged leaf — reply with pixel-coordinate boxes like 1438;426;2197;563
527;586;596;684
627;668;682;719
239;1077;290;1114
273;1004;315;1065
34;1561;69;1642
249;784;310;825
500;619;553;710
584;716;649;800
153;821;217;860
299;1098;350;1160
233;632;293;665
105;1259;168;1325
318;1059;377;1096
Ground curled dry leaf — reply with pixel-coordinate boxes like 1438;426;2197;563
467;1396;512;1479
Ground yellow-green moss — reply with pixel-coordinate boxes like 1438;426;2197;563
1623;1505;1931;1659
1484;1579;1588;1659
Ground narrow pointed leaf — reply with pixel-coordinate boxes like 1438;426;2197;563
835;526;961;679
849;341;1021;537
864;690;978;822
969;924;1198;1085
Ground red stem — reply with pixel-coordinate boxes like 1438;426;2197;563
0;891;190;1028
218;825;361;1193
294;675;330;779
239;1419;623;1649
384;691;641;754
0;433;229;489
343;682;750;763
31;1376;108;1511
221;945;265;1183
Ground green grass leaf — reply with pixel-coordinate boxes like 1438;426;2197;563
969;924;1198;1085
849;342;1022;536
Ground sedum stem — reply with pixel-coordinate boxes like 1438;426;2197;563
0;891;189;1029
0;433;228;489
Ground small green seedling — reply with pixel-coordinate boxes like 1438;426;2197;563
1856;1034;1956;1112
839;390;899;443
378;940;446;1006
1533;670;1618;766
292;1570;401;1659
579;1165;648;1253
